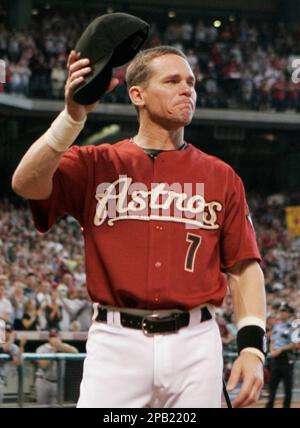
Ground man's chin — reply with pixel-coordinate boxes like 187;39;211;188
156;113;194;129
176;116;193;127
170;113;194;127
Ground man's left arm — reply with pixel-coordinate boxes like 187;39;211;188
226;259;266;408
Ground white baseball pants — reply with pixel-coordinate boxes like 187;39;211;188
77;307;223;408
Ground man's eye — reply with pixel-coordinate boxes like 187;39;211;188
166;80;177;83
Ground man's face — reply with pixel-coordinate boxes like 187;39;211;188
26;274;37;289
280;310;291;321
138;54;197;128
41;281;50;294
63;273;73;287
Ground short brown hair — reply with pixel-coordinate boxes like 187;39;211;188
126;45;187;89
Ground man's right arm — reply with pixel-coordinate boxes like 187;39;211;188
11;50;119;200
11;136;66;200
12;51;89;200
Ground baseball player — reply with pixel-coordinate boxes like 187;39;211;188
35;330;78;405
12;45;267;408
0;323;26;406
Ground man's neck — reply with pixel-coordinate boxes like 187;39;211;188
134;124;185;150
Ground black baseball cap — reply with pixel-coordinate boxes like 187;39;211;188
279;302;295;314
73;13;149;105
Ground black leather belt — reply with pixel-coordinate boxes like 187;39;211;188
95;306;212;335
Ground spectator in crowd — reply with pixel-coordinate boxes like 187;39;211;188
75;288;92;331
44;289;62;331
35;280;51;308
10;281;27;330
186;48;198;72
0;323;27;406
58;284;92;331
29;53;51;98
23;273;38;299
266;303;298;408
271;73;286;112
0;280;13;323
21;299;43;331
35;330;78;405
181;21;194;48
50;60;66;99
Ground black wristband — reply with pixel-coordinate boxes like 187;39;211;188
237;325;268;356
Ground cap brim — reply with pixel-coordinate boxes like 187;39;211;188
73;52;113;105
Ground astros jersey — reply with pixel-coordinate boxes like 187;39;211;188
29;139;261;310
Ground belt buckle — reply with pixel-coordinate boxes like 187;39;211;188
141;313;160;336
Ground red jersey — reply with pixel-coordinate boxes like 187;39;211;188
29;139;261;310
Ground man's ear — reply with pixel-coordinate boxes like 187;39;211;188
128;85;145;109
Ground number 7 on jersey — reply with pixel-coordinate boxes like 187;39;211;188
185;233;202;272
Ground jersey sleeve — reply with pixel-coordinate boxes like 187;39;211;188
220;171;261;270
28;146;89;232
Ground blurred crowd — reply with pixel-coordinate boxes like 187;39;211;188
1;6;300;111
1;192;300;335
0;199;91;332
217;193;300;356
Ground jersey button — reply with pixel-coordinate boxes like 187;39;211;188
155;261;162;268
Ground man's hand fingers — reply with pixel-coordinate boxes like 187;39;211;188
232;375;263;408
68;77;84;90
240;378;263;408
65;77;84;98
65;60;91;99
68;57;89;78
227;362;241;392
69;67;92;83
67;50;80;70
232;376;253;408
67;50;75;68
